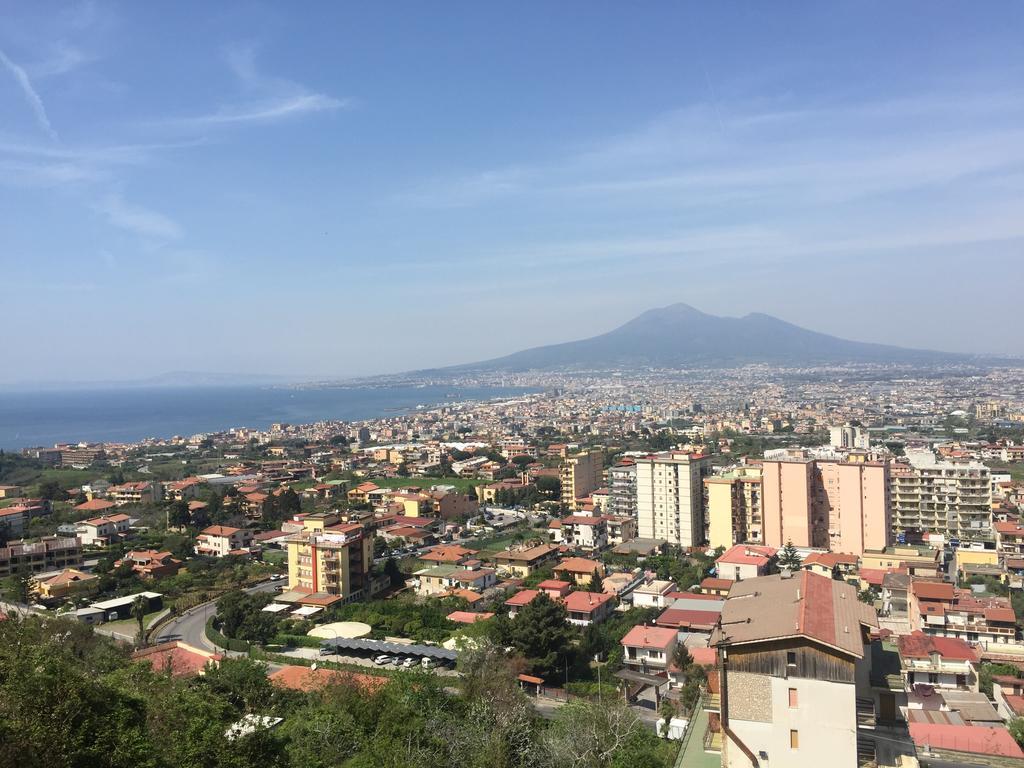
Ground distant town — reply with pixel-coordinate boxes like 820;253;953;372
4;361;1024;766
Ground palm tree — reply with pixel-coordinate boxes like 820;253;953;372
132;595;147;649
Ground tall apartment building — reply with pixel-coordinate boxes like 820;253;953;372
711;571;878;768
704;466;763;549
891;450;992;541
829;424;870;450
761;451;890;554
560;448;605;511
608;460;638;518
0;536;83;578
636;451;711;548
286;524;373;602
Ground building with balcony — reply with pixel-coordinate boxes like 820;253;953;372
76;513;131;547
194;525;255;558
891;451;992;541
636;451;711;548
620;624;678;673
549;515;608;551
705;466;763;549
0;536;83;578
897;631;979;692
560;449;605;511
608;460;637;518
285;524;372;602
911;579;1016;645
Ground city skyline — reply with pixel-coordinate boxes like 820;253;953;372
2;2;1024;383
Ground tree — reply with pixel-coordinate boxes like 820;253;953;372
777;540;802;571
167;500;191;528
383;557;404;588
498;592;577;679
672;643;693;672
132;594;148;648
541;700;672;768
37;479;68;502
1010;717;1024;747
588;568;604;594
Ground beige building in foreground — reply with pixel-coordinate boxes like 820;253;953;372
761;451;890;555
711;571;878;768
636;451;712;548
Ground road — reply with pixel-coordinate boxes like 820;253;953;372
153;579;279;653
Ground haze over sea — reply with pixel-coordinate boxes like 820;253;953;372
0;385;535;451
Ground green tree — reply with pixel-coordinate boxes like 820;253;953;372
167;500;191;528
778;540;802;571
1010;717;1024;747
498;592;577;680
132;594;148;649
37;479;68;502
588;568;604;593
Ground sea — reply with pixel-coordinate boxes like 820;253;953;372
0;384;536;451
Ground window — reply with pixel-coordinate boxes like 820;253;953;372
790;730;799;749
788;688;798;708
786;651;797;666
928;673;938;684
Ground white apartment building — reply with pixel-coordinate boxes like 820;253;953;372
636;451;711;548
892;450;992;540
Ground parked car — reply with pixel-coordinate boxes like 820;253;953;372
319;646;335;656
270;573;285;581
402;657;418;668
421;658;438;669
373;655;393;665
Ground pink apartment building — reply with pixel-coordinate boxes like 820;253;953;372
761;454;891;554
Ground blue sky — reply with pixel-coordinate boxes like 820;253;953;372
2;2;1023;382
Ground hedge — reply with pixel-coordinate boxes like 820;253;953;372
205;617;251;653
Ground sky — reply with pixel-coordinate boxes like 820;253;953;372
2;1;1023;383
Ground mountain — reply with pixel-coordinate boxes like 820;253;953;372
451;303;975;371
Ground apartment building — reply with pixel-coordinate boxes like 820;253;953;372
550;515;608;551
715;544;776;582
636;451;712;548
560;448;606;510
0;536;83;578
492;543;560;578
602;514;637;546
911;580;1016;645
995;521;1024;557
608;460;638;518
761;451;890;555
891;450;992;541
705;466;763;549
711;571;878;768
109;481;162;506
285;524;373;601
414;562;497;596
897;631;980;692
829;424;870;450
194;525;255;558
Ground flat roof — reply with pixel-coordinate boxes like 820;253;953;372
320;637;458;661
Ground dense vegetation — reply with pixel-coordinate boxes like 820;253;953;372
0;615;676;768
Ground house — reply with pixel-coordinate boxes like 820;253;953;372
0;507;28;537
73;498;116;515
0;484;24;498
414;563;497;596
710;571;878;768
550;516;608;551
602;515;637;547
132;641;222;677
714;544;776;582
536;579;572;599
992;675;1024;721
656;596;724;633
115;549;183;579
447;610;494;624
911;579;1016;645
419;544;478;565
269;665;386;693
802;551;859;580
347;482;380;506
562;590;615;626
897;631;980;692
164;478;204;502
995;521;1024;557
552;557;605;587
194;525;255;558
621;625;679;672
699;577;735;597
31;568;99;601
631;578;678;609
492;543;560;578
76;513;131;546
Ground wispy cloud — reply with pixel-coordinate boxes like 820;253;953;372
153;42;348;131
0;48;58;140
94;194;182;240
29;42;93;78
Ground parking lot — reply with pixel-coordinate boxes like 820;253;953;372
287;645;460;677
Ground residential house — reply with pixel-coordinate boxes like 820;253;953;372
802;551;859;580
911;579;1017;645
715;544;776;582
414;563;497;597
77;513;131;546
602;515;637;547
492;543;560;578
419;544;478;565
710;571;879;768
195;525;255;558
31;568;99;601
115;549;183;579
550;515;608;551
552;557;605;586
897;631;980;692
132;641;222;677
631;578;678;609
109;481;161;506
621;625;679;673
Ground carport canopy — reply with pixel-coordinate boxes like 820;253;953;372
320;637;458;661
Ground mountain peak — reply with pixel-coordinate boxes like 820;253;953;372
454;303;967;371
